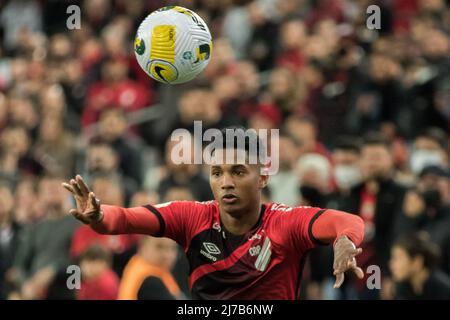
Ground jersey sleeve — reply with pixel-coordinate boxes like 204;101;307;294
150;200;206;250
282;206;365;253
283;206;327;253
93;201;206;249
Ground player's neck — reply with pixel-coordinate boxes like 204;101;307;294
219;201;262;236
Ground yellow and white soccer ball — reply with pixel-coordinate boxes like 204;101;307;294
134;6;213;84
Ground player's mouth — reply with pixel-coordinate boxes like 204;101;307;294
222;193;238;204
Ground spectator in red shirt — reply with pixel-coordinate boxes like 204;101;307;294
81;56;151;127
77;245;119;300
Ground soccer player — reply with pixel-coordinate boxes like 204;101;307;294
62;129;365;299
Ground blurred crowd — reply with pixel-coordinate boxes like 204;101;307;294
1;0;450;300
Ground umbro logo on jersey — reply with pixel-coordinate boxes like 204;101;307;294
203;242;221;254
200;242;221;262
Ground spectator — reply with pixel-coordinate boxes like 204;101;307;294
81;56;151;127
118;236;181;300
0;183;21;299
129;190;159;208
338;133;406;299
389;232;450;299
409;127;449;175
85;139;138;202
276;19;306;72
331;136;362;195
158;133;213;202
33;116;76;178
77;245;119;300
12;178;38;225
0;0;43;51
296;153;332;207
96;108;143;186
267;134;301;206
394;166;450;247
284;116;330;159
8;176;79;299
0;126;43;182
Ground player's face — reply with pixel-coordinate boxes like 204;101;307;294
209;151;267;214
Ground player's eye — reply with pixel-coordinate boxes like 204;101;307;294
234;171;245;176
212;171;221;177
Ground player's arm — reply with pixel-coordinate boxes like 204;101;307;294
62;175;161;236
311;209;365;288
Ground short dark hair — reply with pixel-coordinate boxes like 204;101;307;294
416;127;448;149
208;126;267;165
334;136;361;154
362;132;390;149
394;232;441;270
79;245;112;265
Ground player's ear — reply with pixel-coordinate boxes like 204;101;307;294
259;173;269;189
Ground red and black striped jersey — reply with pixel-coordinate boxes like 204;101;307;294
148;200;326;300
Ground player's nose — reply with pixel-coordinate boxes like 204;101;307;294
220;172;235;189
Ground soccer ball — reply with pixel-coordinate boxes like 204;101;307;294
134;6;213;84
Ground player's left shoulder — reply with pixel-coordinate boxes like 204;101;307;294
268;202;316;213
268;202;294;213
267;203;325;221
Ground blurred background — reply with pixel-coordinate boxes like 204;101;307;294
0;0;450;300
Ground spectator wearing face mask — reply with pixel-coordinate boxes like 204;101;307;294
394;166;450;248
410;127;449;176
389;232;450;300
296;153;332;208
331;136;362;195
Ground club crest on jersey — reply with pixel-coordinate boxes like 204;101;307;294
254;237;272;272
248;245;261;256
200;242;221;262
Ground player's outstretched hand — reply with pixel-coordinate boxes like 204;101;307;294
62;175;103;224
332;235;364;288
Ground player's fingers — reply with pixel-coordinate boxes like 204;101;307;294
69;209;89;224
334;273;345;288
334;262;346;275
70;179;83;197
89;192;99;210
352;266;365;279
76;175;90;196
351;248;363;257
62;183;75;195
